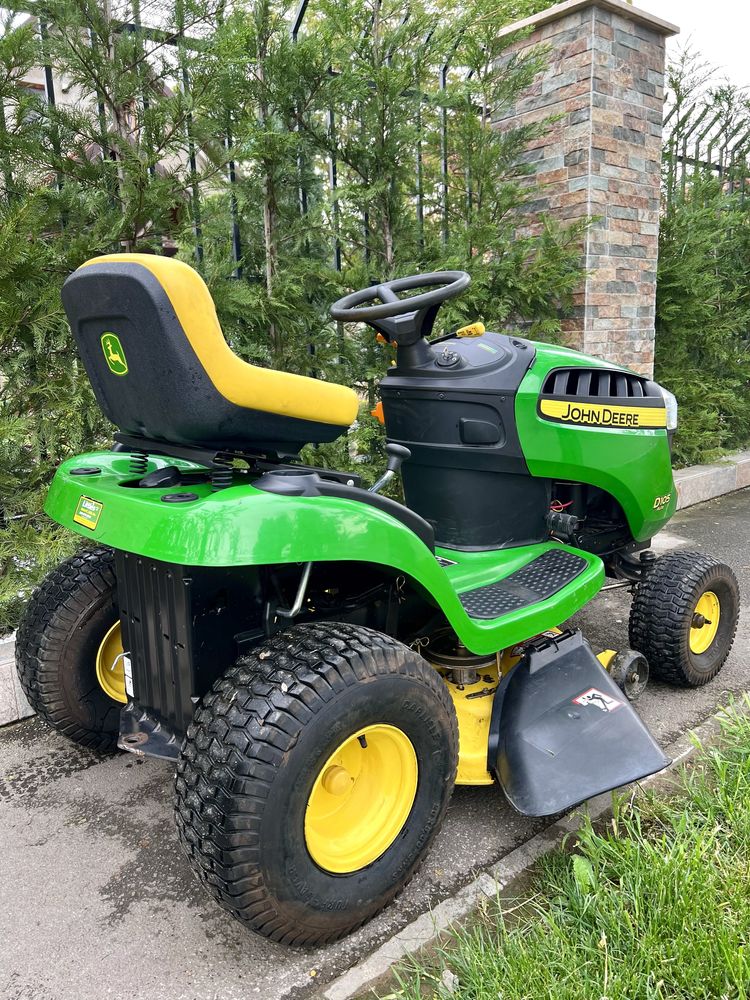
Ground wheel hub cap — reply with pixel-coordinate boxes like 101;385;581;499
690;591;720;655
304;724;418;874
95;621;127;704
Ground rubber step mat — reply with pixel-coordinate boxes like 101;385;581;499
459;548;588;620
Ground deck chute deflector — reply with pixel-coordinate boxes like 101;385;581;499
489;630;670;817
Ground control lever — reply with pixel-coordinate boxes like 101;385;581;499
369;443;411;495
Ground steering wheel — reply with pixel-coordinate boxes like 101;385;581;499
330;271;471;348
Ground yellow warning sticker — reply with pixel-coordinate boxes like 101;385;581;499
73;495;103;530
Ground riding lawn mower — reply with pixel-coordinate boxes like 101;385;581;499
16;255;739;945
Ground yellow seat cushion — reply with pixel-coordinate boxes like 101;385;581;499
81;254;359;428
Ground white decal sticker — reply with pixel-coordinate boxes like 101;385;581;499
572;687;623;713
123;655;134;698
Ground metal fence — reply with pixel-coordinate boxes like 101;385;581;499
663;98;750;210
24;8;750;285
19;3;479;284
24;8;245;274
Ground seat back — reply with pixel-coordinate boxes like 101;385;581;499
62;254;358;453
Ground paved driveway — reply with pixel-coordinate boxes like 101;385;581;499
2;489;749;1000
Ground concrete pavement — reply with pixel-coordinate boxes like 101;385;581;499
1;489;749;1000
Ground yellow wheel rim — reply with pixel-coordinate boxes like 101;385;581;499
95;621;127;704
690;591;721;655
304;724;418;874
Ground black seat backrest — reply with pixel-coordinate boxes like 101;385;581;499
62;255;356;453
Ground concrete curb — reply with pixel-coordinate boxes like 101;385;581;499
318;711;725;1000
0;450;747;730
674;449;750;509
0;634;32;727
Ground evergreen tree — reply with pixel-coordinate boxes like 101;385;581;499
656;56;750;466
0;0;584;631
0;0;224;626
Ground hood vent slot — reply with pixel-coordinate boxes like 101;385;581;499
543;368;659;400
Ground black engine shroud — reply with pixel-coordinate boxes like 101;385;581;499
380;332;545;550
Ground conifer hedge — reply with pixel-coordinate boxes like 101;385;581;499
0;0;586;631
657;60;750;467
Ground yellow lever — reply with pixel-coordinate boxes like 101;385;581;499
456;322;486;338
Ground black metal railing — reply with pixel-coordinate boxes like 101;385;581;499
8;3;479;282
663;98;750;210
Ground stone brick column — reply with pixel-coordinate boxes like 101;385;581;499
495;0;678;375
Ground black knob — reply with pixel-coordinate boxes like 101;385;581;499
385;443;411;473
70;466;102;476
161;492;199;504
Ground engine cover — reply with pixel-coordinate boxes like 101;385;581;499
380;332;544;549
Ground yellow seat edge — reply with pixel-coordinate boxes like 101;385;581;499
79;254;359;428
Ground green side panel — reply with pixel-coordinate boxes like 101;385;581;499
45;451;604;655
516;343;677;541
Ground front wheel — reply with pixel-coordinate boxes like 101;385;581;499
174;622;458;946
629;551;739;687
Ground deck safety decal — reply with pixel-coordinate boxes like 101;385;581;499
572;687;623;713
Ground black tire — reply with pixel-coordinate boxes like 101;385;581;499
629;551;739;687
174;621;458;946
609;649;649;701
15;547;122;751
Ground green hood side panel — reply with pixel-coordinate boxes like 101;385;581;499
516;343;677;542
46;452;604;655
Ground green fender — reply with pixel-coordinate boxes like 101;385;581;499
45;451;604;654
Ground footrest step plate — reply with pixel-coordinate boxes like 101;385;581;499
459;548;588;620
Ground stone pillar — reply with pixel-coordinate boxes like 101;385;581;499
495;0;678;375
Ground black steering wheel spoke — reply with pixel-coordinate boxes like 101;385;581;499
376;283;401;304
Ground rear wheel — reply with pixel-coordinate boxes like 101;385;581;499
15;547;126;750
174;621;458;946
629;551;739;687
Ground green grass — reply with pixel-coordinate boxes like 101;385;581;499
382;702;750;1000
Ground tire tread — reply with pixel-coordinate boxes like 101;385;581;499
174;621;457;947
15;546;119;750
629;550;738;687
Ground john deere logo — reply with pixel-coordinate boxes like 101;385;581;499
101;332;128;375
539;398;667;429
